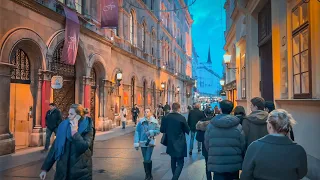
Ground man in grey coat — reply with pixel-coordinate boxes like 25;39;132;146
204;100;245;180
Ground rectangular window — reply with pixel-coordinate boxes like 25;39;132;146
240;53;246;99
292;2;311;98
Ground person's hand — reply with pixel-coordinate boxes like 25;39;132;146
70;115;80;132
39;171;47;180
146;131;150;137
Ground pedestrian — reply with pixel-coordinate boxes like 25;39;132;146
120;105;127;129
204;100;245;180
39;104;94;180
160;103;190;180
156;104;164;123
42;103;62;153
233;106;246;125
134;107;160;180
214;105;221;115
204;105;213;117
163;102;171;115
241;109;307;180
187;103;205;155
196;114;214;180
242;97;269;149
131;104;140;127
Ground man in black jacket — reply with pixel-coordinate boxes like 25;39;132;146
131;104;140;126
187;103;205;155
161;103;190;180
163;102;171;115
42;103;62;152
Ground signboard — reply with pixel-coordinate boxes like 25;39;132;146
51;76;63;89
220;90;226;96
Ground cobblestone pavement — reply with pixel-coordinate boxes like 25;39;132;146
0;131;208;180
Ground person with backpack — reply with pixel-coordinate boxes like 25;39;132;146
40;104;94;180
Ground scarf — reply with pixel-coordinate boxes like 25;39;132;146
54;117;89;160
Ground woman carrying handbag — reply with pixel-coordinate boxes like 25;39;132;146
134;107;160;180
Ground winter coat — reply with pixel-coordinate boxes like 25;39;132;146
160;112;190;158
204;114;245;173
45;108;62;131
134;116;160;148
120;108;127;122
195;117;212;158
131;107;140;117
241;134;308;180
163;104;171;114
242;110;269;149
41;118;94;180
188;108;206;132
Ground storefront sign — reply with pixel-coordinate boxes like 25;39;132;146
62;6;80;65
51;76;63;89
101;0;119;28
220;91;226;96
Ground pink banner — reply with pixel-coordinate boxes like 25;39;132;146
62;6;80;65
101;0;119;28
41;80;51;128
84;85;91;109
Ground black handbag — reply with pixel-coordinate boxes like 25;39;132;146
161;133;168;146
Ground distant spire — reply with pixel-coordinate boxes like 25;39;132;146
207;45;212;64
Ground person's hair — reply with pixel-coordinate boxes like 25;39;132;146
219;100;234;114
194;103;200;109
172;103;180;112
49;103;56;106
251;97;265;110
265;101;275;113
267;109;296;134
233;106;246;116
145;107;152;112
134;104;137;106
70;104;89;117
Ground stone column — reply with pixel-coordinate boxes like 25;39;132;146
0;62;15;155
30;70;44;147
119;8;124;39
83;76;91;109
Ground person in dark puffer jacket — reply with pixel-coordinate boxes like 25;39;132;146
204;100;245;180
40;104;94;180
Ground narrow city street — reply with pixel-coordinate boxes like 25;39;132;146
0;127;208;180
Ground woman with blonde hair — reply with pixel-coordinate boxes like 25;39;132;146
241;109;307;180
40;104;94;180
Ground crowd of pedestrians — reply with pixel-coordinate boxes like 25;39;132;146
38;97;308;180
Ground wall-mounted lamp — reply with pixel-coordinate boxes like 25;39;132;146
186;92;191;98
220;79;225;86
223;53;238;73
175;86;180;97
160;82;165;96
108;71;123;94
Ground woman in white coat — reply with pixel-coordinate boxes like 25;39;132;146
120;106;127;129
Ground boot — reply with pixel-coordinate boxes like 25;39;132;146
143;162;149;180
148;161;153;180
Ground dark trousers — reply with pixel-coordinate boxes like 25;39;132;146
133;116;138;125
45;128;57;150
213;171;239;180
171;157;184;180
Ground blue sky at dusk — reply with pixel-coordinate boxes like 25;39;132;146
189;0;226;76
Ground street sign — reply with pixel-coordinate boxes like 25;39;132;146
51;76;63;89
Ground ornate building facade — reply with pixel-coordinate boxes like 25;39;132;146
0;0;194;155
223;0;320;179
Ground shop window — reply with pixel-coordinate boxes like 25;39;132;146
292;2;311;98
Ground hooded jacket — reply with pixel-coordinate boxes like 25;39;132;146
204;114;245;173
242;110;269;149
241;134;308;180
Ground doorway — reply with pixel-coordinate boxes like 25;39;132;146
9;49;33;150
90;68;97;127
51;42;76;119
258;0;274;101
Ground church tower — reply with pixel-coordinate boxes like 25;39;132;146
206;45;212;69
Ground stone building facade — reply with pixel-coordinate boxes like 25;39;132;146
0;0;194;155
223;0;320;179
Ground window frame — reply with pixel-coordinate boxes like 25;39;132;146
291;2;312;99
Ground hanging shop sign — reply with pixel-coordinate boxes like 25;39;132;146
51;76;63;89
101;0;119;28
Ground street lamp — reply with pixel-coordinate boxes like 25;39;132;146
108;71;123;94
175;86;180;97
220;79;225;86
223;53;238;73
160;82;165;96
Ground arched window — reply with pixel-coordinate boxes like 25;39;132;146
142;23;146;51
10;49;31;84
151;0;154;10
130;11;134;44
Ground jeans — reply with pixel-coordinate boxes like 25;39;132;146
122;121;126;129
213;171;239;180
141;147;154;162
171;157;184;180
133;116;138;125
45;128;57;150
189;131;201;152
